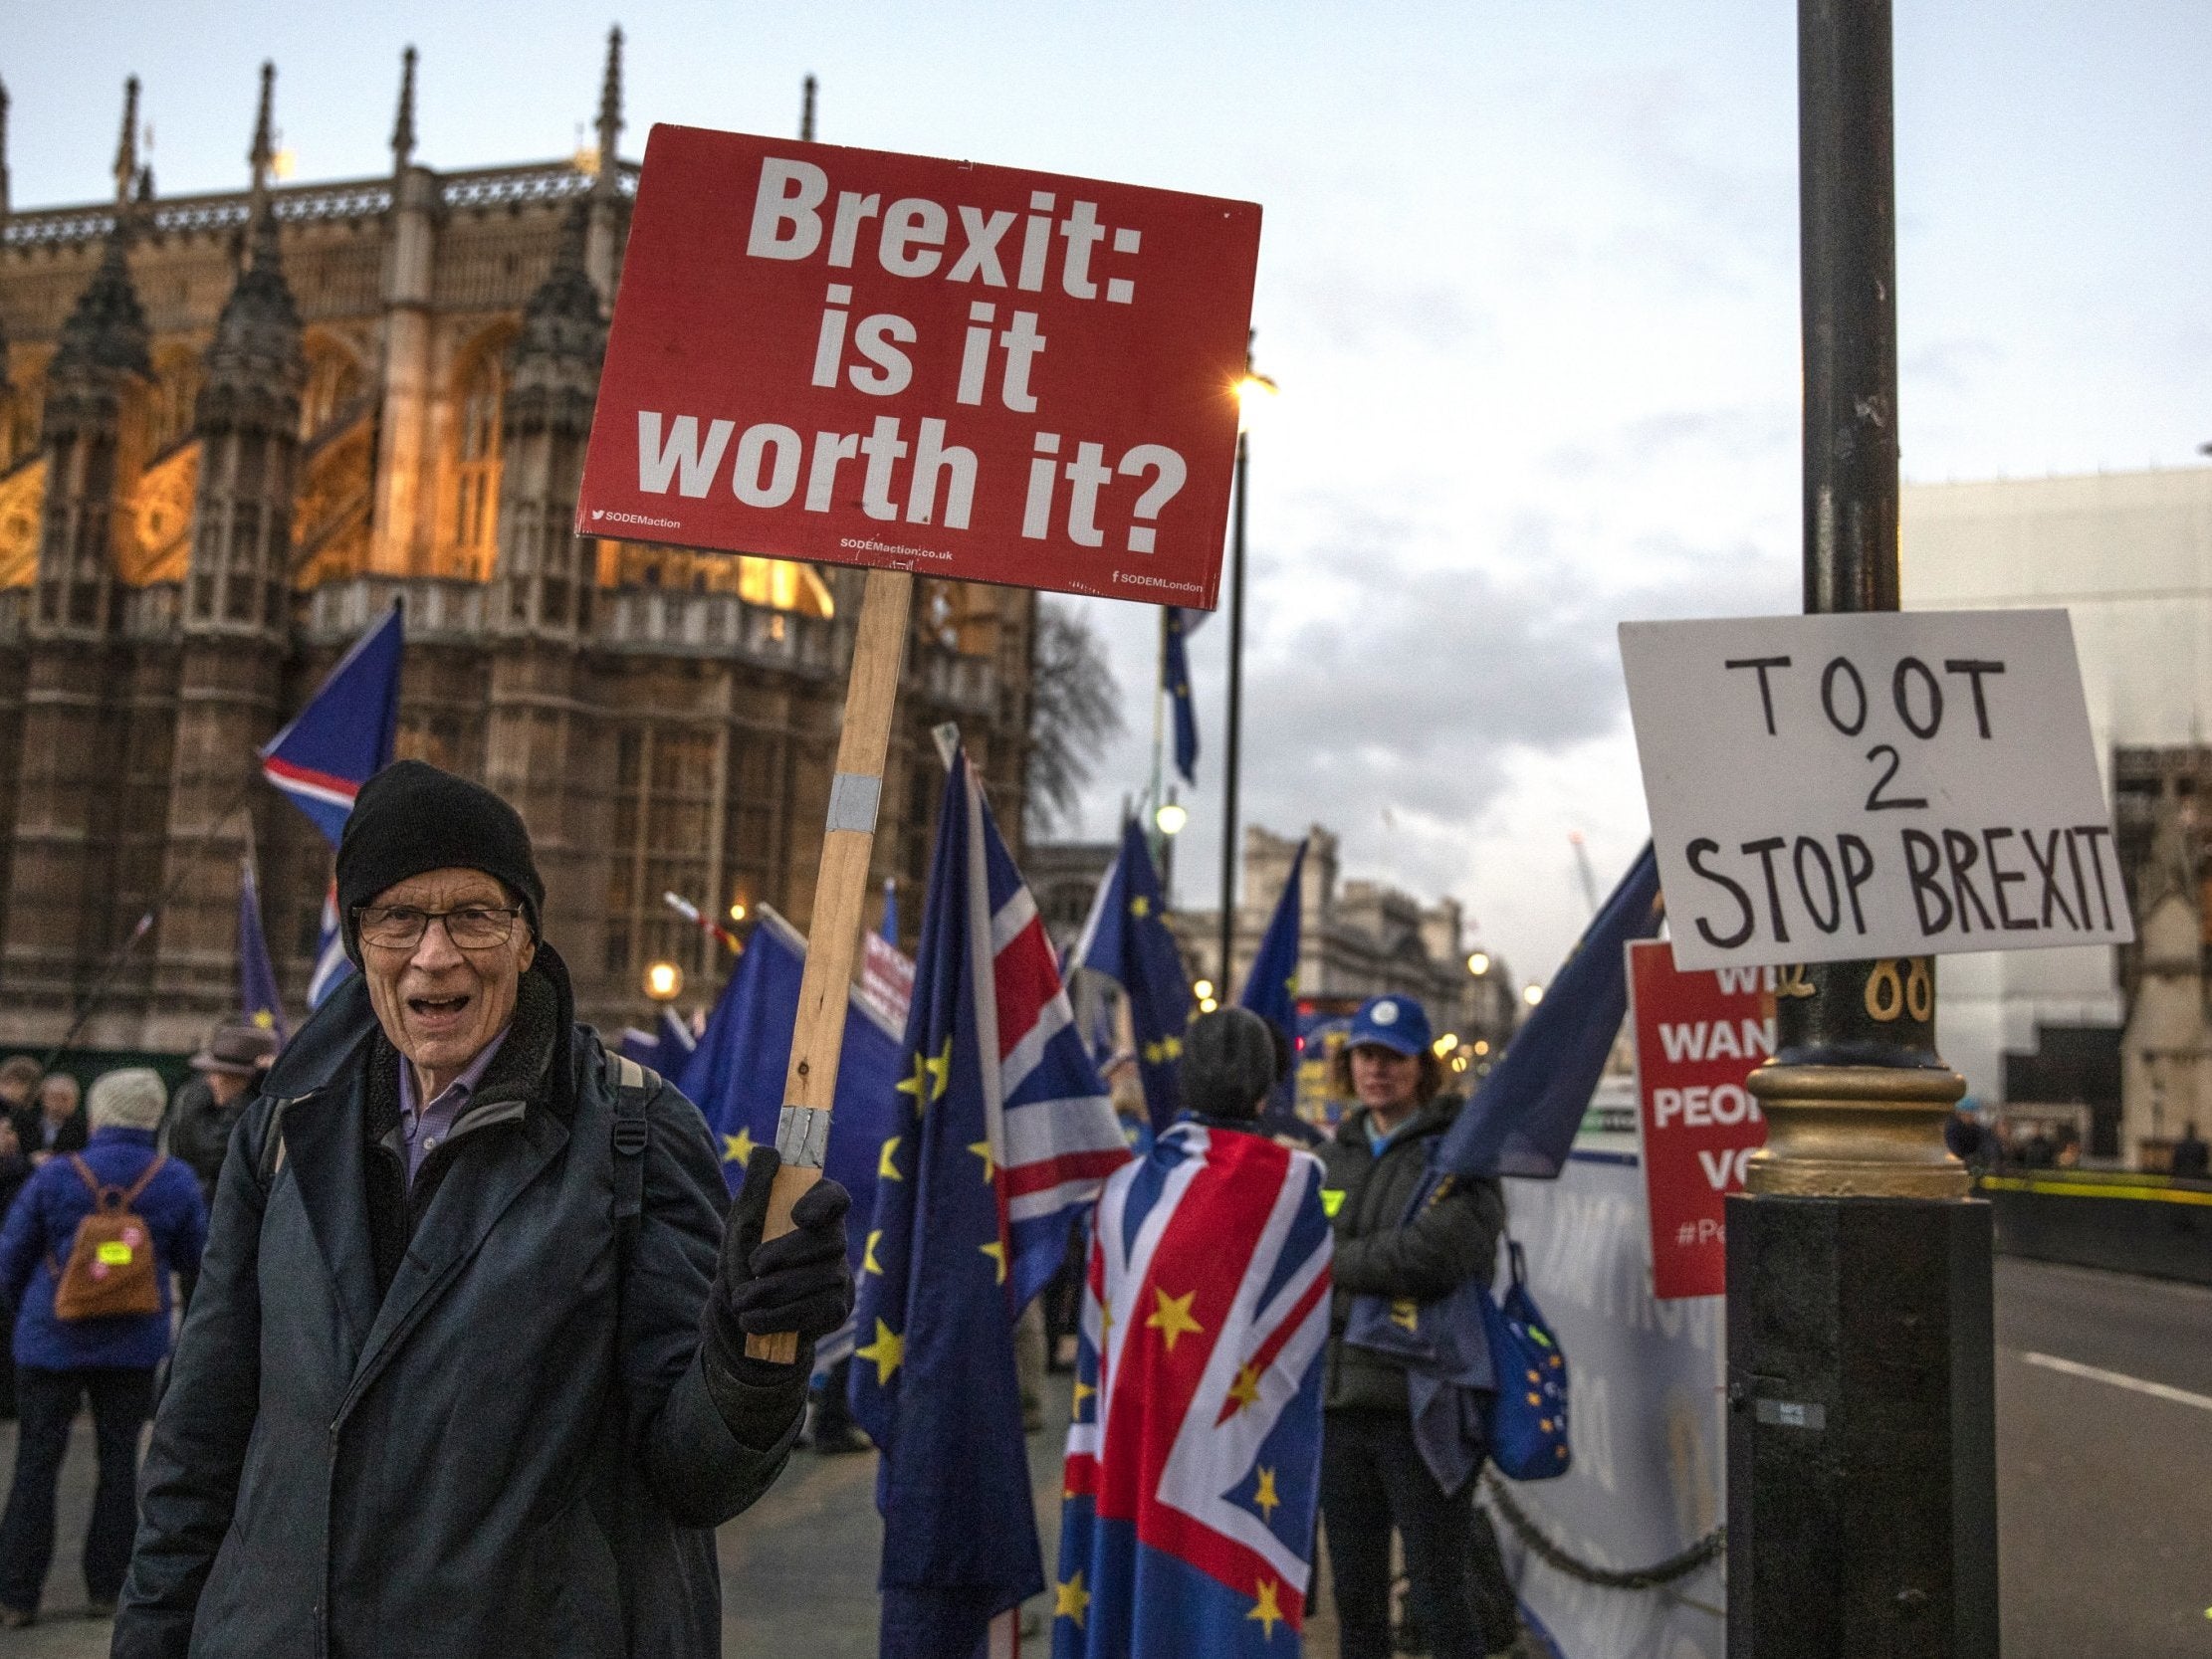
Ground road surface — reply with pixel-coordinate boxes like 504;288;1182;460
1;1256;2202;1654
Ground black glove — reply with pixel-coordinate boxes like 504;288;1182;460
704;1145;854;1390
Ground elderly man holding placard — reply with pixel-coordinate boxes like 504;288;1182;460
115;762;853;1659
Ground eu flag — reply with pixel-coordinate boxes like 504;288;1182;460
1164;607;1200;786
1074;820;1193;1133
1431;843;1662;1178
1238;836;1305;1127
673;907;900;1366
1238;837;1304;1042
851;746;1126;1658
237;854;287;1044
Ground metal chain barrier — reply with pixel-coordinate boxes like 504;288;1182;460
1480;1471;1725;1591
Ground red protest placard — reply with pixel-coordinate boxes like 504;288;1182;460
576;126;1261;609
1626;940;1774;1300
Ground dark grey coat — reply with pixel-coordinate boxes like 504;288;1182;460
112;944;806;1659
1316;1096;1505;1415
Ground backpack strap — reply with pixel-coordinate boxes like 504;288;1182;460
65;1153;108;1201
609;1054;656;1233
255;1097;297;1188
119;1154;167;1207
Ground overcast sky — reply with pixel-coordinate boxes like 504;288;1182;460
8;2;2210;989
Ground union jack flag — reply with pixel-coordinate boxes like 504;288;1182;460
1055;1119;1333;1656
258;604;403;846
852;744;1130;1657
261;604;403;1009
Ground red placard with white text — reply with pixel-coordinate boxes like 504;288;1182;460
1626;940;1774;1299
576;126;1261;609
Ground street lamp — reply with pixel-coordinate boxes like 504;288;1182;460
1466;950;1491;976
1217;339;1277;1005
1154;799;1188;837
1522;983;1543;1007
644;960;683;1002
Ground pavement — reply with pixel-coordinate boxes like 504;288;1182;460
1;1256;2204;1655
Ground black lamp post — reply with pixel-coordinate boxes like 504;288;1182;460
1726;4;1996;1653
1217;339;1274;990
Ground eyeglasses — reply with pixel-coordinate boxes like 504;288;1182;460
355;904;525;951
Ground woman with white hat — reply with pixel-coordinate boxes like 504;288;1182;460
0;1069;206;1627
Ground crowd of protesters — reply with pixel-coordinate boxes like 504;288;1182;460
0;761;1545;1656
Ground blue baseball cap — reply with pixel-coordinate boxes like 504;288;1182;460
1345;995;1433;1058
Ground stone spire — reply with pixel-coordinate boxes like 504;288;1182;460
113;76;139;206
517;201;607;382
582;27;626;299
200;63;302;430
248;60;277;204
33;77;153;639
390;47;417;174
1;77;13;223
51;221;150;384
493;201;607;637
593;26;623;201
800;75;816;142
185;62;304;638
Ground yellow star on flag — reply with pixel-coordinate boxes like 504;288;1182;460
1129;895;1151;919
980;1239;1007;1285
251;1009;276;1030
855;1319;904;1384
1389;1299;1420;1334
968;1140;996;1182
722;1128;756;1166
1054;1571;1091;1627
1253;1467;1281;1521
878;1136;905;1181
1072;1377;1095;1417
1226;1362;1263;1415
861;1229;884;1277
1247;1578;1285;1640
896;1039;953;1114
1145;1287;1204;1353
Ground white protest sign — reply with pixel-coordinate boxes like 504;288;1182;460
1620;609;2131;972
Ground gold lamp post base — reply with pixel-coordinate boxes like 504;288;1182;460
1744;1062;1969;1199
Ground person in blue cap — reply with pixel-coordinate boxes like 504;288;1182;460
1315;994;1513;1659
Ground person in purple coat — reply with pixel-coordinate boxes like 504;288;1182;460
0;1069;206;1628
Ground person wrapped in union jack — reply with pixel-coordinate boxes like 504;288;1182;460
1055;1005;1333;1655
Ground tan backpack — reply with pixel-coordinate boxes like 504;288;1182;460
48;1153;167;1323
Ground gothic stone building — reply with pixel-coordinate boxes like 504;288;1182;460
0;44;1035;1050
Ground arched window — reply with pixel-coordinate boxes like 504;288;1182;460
298;338;365;443
150;347;203;456
451;350;504;568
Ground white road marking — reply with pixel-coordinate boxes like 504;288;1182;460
2019;1350;2212;1414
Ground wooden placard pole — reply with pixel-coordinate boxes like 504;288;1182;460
746;566;915;1362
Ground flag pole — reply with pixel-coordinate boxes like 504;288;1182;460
747;565;915;1362
36;767;263;1072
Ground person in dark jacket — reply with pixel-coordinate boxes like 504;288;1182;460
2173;1123;2210;1181
0;1113;29;1419
0;1069;207;1626
113;761;854;1659
165;1021;278;1209
13;1073;89;1167
1315;995;1511;1659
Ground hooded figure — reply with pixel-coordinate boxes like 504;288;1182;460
114;762;853;1658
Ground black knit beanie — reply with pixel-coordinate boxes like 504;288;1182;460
335;760;545;964
1179;1006;1280;1122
